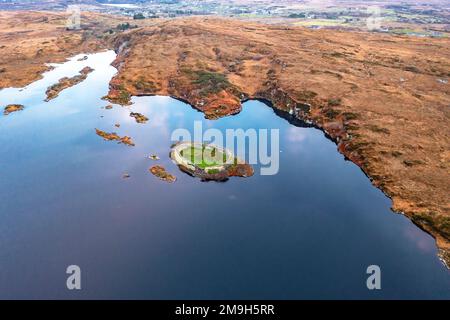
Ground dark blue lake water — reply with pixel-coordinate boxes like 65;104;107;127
0;51;448;299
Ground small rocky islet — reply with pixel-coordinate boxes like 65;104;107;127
45;66;94;101
149;165;177;183
3;104;24;115
148;155;160;160
95;128;135;146
130;112;148;124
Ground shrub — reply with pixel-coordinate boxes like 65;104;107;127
117;23;138;31
343;112;358;120
328;98;341;106
185;70;233;96
133;13;145;20
325;109;340;119
367;125;390;134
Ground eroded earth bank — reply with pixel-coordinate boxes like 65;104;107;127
1;12;449;265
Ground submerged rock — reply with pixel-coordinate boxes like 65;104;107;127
95;128;135;146
122;173;130;179
3;104;24;115
149;165;176;183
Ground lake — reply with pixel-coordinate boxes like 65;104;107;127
0;51;448;299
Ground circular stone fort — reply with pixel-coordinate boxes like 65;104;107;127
170;141;254;181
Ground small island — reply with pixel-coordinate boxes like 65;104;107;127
149;165;177;183
170;141;254;181
3;104;24;115
130;112;148;124
95;128;135;146
45;66;94;101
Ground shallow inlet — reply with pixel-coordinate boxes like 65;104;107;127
0;51;449;299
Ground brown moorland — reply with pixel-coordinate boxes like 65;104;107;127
0;12;449;265
0;10;133;88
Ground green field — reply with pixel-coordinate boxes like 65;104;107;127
180;145;228;169
293;19;348;27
